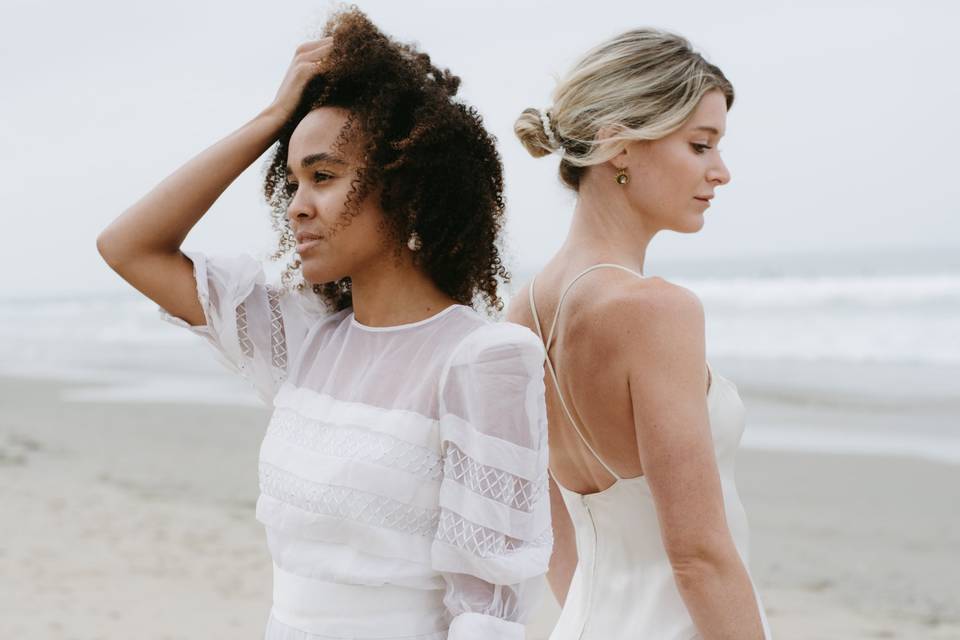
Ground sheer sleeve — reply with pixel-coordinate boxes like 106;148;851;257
432;323;552;640
159;250;326;403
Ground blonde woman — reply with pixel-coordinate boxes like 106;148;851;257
509;30;771;639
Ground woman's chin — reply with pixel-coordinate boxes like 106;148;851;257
669;215;706;234
301;263;341;286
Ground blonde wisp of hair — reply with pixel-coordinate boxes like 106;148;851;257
515;29;734;190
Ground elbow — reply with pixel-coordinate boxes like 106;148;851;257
96;226;124;270
665;539;735;592
96;217;145;271
96;227;115;264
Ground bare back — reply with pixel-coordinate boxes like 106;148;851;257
511;263;663;495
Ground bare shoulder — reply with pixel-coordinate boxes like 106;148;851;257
507;271;703;357
505;281;534;326
596;276;704;348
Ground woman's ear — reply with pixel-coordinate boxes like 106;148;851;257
595;124;620;143
595;125;633;168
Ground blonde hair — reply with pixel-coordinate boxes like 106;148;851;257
515;29;734;190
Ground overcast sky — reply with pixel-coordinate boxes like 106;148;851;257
1;0;957;296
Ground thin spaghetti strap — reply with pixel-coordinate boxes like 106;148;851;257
529;264;646;482
542;342;623;481
544;263;644;351
528;275;547;345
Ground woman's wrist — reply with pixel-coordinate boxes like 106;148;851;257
254;104;291;134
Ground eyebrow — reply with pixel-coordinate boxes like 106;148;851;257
692;126;721;135
286;152;348;174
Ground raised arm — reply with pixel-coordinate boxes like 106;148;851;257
621;281;765;640
96;39;332;326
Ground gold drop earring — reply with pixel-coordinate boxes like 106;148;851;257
615;166;630;185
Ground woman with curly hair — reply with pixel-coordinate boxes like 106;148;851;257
97;9;550;640
509;30;770;639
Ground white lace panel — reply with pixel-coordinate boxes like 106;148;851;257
236;300;255;359
236;284;288;371
268;407;444;480
267;286;288;370
260;462;440;538
435;511;536;558
443;443;546;513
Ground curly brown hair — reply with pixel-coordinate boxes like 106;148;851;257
263;7;509;313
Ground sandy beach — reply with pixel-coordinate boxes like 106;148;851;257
2;373;958;639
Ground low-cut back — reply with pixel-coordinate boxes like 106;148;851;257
529;264;771;639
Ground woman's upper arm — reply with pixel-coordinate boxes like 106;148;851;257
98;244;206;327
620;283;731;560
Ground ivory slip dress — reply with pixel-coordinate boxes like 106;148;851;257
528;264;771;640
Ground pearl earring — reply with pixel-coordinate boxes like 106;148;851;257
615;167;629;185
407;231;422;252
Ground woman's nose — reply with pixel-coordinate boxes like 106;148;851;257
708;156;731;186
286;193;315;224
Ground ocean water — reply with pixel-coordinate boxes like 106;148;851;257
1;247;957;461
693;272;960;364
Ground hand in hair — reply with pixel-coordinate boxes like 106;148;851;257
269;38;334;121
97;38;333;328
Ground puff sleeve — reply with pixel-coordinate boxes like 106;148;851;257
431;323;552;639
159;250;325;403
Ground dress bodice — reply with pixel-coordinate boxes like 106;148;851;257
549;374;766;639
162;251;553;640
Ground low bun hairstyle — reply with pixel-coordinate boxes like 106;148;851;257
514;29;734;190
514;108;556;159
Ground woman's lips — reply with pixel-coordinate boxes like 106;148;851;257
296;239;322;254
295;232;323;254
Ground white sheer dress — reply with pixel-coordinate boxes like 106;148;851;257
161;252;552;640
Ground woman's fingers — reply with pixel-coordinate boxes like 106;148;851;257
295;37;333;58
267;38;335;121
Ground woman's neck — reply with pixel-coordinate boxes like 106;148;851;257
348;252;458;328
560;177;656;275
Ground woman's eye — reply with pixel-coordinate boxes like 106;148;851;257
284;182;298;195
691;143;712;154
314;171;333;183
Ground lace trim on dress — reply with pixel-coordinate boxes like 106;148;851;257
236;301;255;359
443;444;547;512
235;285;288;371
267;286;288;370
260;462;440;538
269;408;444;479
434;510;552;559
